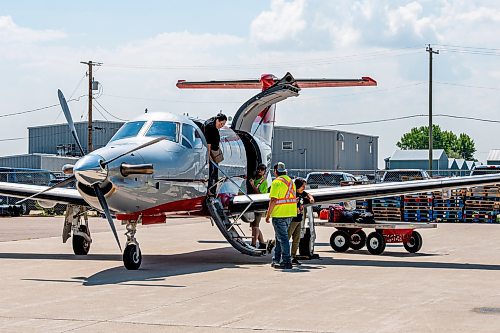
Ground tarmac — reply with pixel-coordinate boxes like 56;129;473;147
0;216;500;333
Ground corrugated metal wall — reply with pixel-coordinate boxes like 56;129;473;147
272;126;378;171
0;155;41;168
40;156;79;172
388;155;449;175
28;121;124;155
0;154;79;172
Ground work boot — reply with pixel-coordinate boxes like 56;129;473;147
274;263;293;270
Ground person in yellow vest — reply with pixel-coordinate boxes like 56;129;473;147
265;162;297;269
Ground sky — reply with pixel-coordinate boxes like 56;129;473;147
1;0;500;169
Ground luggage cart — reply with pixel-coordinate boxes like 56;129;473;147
314;221;437;255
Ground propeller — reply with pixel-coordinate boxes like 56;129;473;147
58;89;85;156
20;90;166;252
93;184;122;251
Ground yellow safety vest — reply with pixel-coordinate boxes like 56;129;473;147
269;176;297;218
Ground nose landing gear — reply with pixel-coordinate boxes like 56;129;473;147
123;220;142;270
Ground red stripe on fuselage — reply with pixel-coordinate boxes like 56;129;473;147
115;196;207;223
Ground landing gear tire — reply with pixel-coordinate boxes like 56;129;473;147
72;226;90;255
403;231;422;253
123;243;142;270
329;230;350;252
350;230;366;250
366;231;385;255
299;227;314;257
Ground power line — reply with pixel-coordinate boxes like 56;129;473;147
0;104;60;118
103;46;422;71
93;99;128;121
310;113;500;128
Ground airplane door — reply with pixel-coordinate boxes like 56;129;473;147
181;123;208;178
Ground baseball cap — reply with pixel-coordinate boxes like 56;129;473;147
276;162;287;173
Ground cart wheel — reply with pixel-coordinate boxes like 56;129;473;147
366;232;385;255
329;230;350;252
350;230;366;250
403;231;423;253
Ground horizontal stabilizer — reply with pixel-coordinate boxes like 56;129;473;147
176;76;377;90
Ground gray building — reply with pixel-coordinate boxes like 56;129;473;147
386;149;448;175
0;154;78;172
29;121;123;155
272;126;378;172
487;149;500;165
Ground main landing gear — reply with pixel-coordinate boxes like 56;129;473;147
63;205;92;255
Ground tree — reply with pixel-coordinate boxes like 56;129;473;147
397;125;476;160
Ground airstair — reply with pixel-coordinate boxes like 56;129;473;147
206;196;265;256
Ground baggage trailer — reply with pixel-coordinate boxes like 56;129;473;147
314;221;437;255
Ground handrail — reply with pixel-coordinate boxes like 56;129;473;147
210;160;255;222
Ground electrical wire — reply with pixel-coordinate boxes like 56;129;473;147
93;99;128;121
310;114;500;128
103;46;422;71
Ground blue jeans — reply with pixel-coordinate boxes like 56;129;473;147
272;217;292;265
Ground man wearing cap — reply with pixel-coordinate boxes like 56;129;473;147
265;162;297;269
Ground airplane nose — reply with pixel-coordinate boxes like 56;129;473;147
74;154;108;186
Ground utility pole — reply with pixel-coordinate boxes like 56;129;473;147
426;44;439;177
80;60;102;153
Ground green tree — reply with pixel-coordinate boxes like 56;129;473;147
397;125;476;160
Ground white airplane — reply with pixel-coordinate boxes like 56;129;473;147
1;72;499;270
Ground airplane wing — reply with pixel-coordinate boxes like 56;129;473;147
0;181;87;206
229;174;500;213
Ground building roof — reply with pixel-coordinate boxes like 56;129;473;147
390;149;446;161
466;161;475;169
455;158;465;169
275;126;378;138
487;149;500;162
448;158;458;169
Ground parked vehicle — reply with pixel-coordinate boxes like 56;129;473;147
305;172;357;189
0;167;68;215
305;172;357;213
470;165;500;176
380;169;430;182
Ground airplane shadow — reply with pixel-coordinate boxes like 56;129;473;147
2;245;500;287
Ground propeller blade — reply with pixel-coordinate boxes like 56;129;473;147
101;136;166;167
58;89;85;156
16;175;76;204
93;184;122;251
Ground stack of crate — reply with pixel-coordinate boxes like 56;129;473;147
371;197;402;221
403;194;433;222
432;189;465;222
464;185;500;223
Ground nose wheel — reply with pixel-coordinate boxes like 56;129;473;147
123;243;142;270
123;220;142;270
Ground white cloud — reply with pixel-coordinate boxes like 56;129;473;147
0;16;67;43
250;0;307;44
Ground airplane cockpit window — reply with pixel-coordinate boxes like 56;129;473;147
181;123;202;149
145;121;178;142
110;121;146;142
